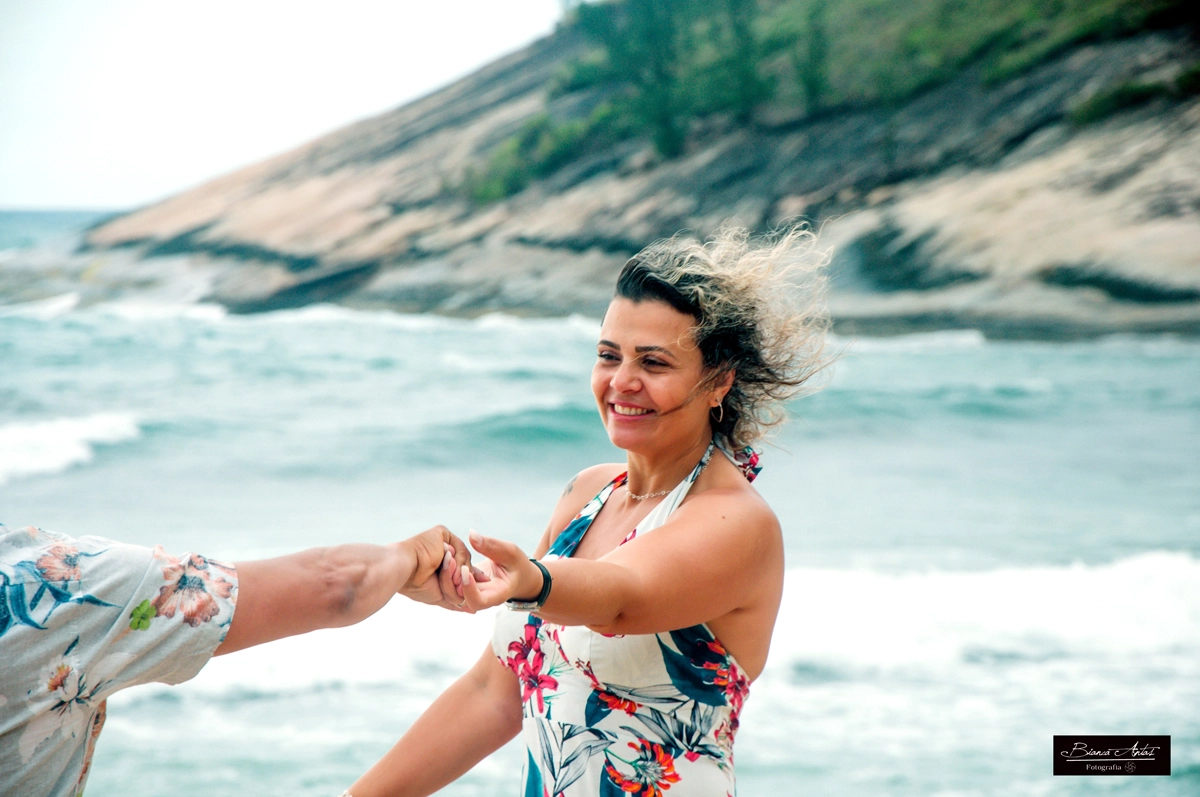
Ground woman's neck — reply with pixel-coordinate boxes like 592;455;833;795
623;431;713;499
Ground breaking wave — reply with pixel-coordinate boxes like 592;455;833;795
0;413;141;485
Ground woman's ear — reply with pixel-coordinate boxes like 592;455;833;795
715;368;735;400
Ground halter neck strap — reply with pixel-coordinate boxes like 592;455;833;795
715;438;762;483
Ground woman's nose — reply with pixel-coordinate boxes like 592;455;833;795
611;360;641;393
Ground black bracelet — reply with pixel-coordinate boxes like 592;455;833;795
505;558;553;611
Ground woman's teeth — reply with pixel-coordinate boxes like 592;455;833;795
613;405;652;416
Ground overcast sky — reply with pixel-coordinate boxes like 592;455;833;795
0;0;563;210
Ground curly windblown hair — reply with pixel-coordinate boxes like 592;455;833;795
615;225;830;450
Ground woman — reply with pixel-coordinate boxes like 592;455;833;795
349;227;828;797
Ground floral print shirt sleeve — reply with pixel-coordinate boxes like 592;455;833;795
0;524;238;797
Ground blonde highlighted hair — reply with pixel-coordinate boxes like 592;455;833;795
616;225;830;449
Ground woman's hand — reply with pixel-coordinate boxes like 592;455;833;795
400;527;490;612
461;531;545;611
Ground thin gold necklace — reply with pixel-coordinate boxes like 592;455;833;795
626;441;714;501
626;486;670;501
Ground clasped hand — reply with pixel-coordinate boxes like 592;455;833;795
411;528;543;613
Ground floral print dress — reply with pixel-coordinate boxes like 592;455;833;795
0;525;238;797
492;441;761;797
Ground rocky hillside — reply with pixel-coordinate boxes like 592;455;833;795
76;18;1200;337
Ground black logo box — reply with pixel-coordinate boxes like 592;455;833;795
1054;736;1171;776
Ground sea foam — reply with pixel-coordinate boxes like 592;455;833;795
94;301;228;321
0;292;80;320
771;551;1199;670
0;413;141;485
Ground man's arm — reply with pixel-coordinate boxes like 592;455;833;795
215;525;468;655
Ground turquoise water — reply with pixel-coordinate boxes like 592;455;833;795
2;256;1198;793
0;209;111;253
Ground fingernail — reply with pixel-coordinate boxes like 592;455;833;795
469;530;482;546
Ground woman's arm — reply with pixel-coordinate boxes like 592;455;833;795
463;490;782;636
349;647;523;797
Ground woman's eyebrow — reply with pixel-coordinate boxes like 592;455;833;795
597;340;677;359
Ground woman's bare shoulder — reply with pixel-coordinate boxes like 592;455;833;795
537;463;626;555
664;487;782;580
687;457;782;537
557;463;625;515
692;484;779;528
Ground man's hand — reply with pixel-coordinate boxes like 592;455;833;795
399;526;488;612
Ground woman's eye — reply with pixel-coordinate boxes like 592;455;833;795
597;351;619;362
642;358;666;368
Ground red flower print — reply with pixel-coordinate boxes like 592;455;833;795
604;739;681;797
604;760;642;794
704;662;748;714
517;650;558;713
577;660;640;715
507;621;540;670
153;551;234;627
35;543;81;583
598;691;639;715
700;640;749;714
548;624;571;663
715;719;735;750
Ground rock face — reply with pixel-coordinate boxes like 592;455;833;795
78;26;1200;336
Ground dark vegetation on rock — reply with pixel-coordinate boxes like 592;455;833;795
463;0;1197;203
1041;265;1200;304
851;224;983;292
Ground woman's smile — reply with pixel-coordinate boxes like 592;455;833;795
610;402;654;418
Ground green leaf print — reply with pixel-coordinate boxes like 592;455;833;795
129;599;157;630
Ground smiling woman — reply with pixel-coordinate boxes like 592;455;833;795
347;226;830;797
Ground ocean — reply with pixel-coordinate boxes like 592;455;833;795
1;212;1197;795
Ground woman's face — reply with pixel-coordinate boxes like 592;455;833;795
592;297;727;453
